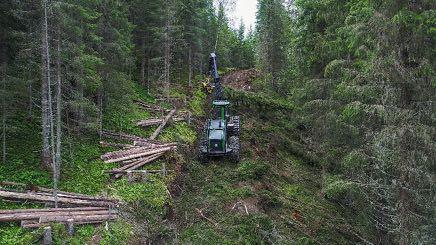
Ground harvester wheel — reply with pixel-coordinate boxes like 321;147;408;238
229;116;240;136
228;136;240;163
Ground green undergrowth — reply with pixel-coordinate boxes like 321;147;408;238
0;82;195;243
173;89;359;244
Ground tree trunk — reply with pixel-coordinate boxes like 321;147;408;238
188;45;192;88
28;80;33;120
41;0;53;170
54;31;62;208
163;5;172;99
147;55;151;94
2;70;5;164
140;38;146;87
98;89;103;139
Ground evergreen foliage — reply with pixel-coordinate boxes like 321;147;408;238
0;0;434;243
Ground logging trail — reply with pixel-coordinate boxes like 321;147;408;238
164;69;370;244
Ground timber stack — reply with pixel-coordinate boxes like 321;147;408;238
0;207;117;228
101;101;182;179
134;99;190;128
0;182;119;229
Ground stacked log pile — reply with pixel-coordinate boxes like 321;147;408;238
101;101;182;180
0;189;116;207
0;207;117;228
0;182;119;229
135;99;190;128
137;117;185;127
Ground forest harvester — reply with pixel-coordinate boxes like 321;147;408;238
198;53;240;163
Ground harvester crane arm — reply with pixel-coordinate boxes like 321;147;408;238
209;53;223;100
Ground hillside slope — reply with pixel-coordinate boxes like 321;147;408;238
166;71;369;244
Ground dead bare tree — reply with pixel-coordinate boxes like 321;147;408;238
41;0;53;170
54;24;62;208
163;2;174;100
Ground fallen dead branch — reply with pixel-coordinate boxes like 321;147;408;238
195;208;219;227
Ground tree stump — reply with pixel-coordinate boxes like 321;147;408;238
43;226;52;245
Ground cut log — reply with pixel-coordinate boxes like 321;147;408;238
0;182;117;203
137;117;184;127
149;109;177;140
0;210;115;222
134;99;172;112
103;146;173;164
31;192;116;203
105;169;173;174
0;190;115;207
107;152;165;179
101;130;147;142
137;118;164;127
133;141;177;148
39;214;118;223
133;141;177;147
99;141;136;149
0;207;106;215
101;144;169;161
22;220;107;228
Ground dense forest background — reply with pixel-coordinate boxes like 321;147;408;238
0;0;435;244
